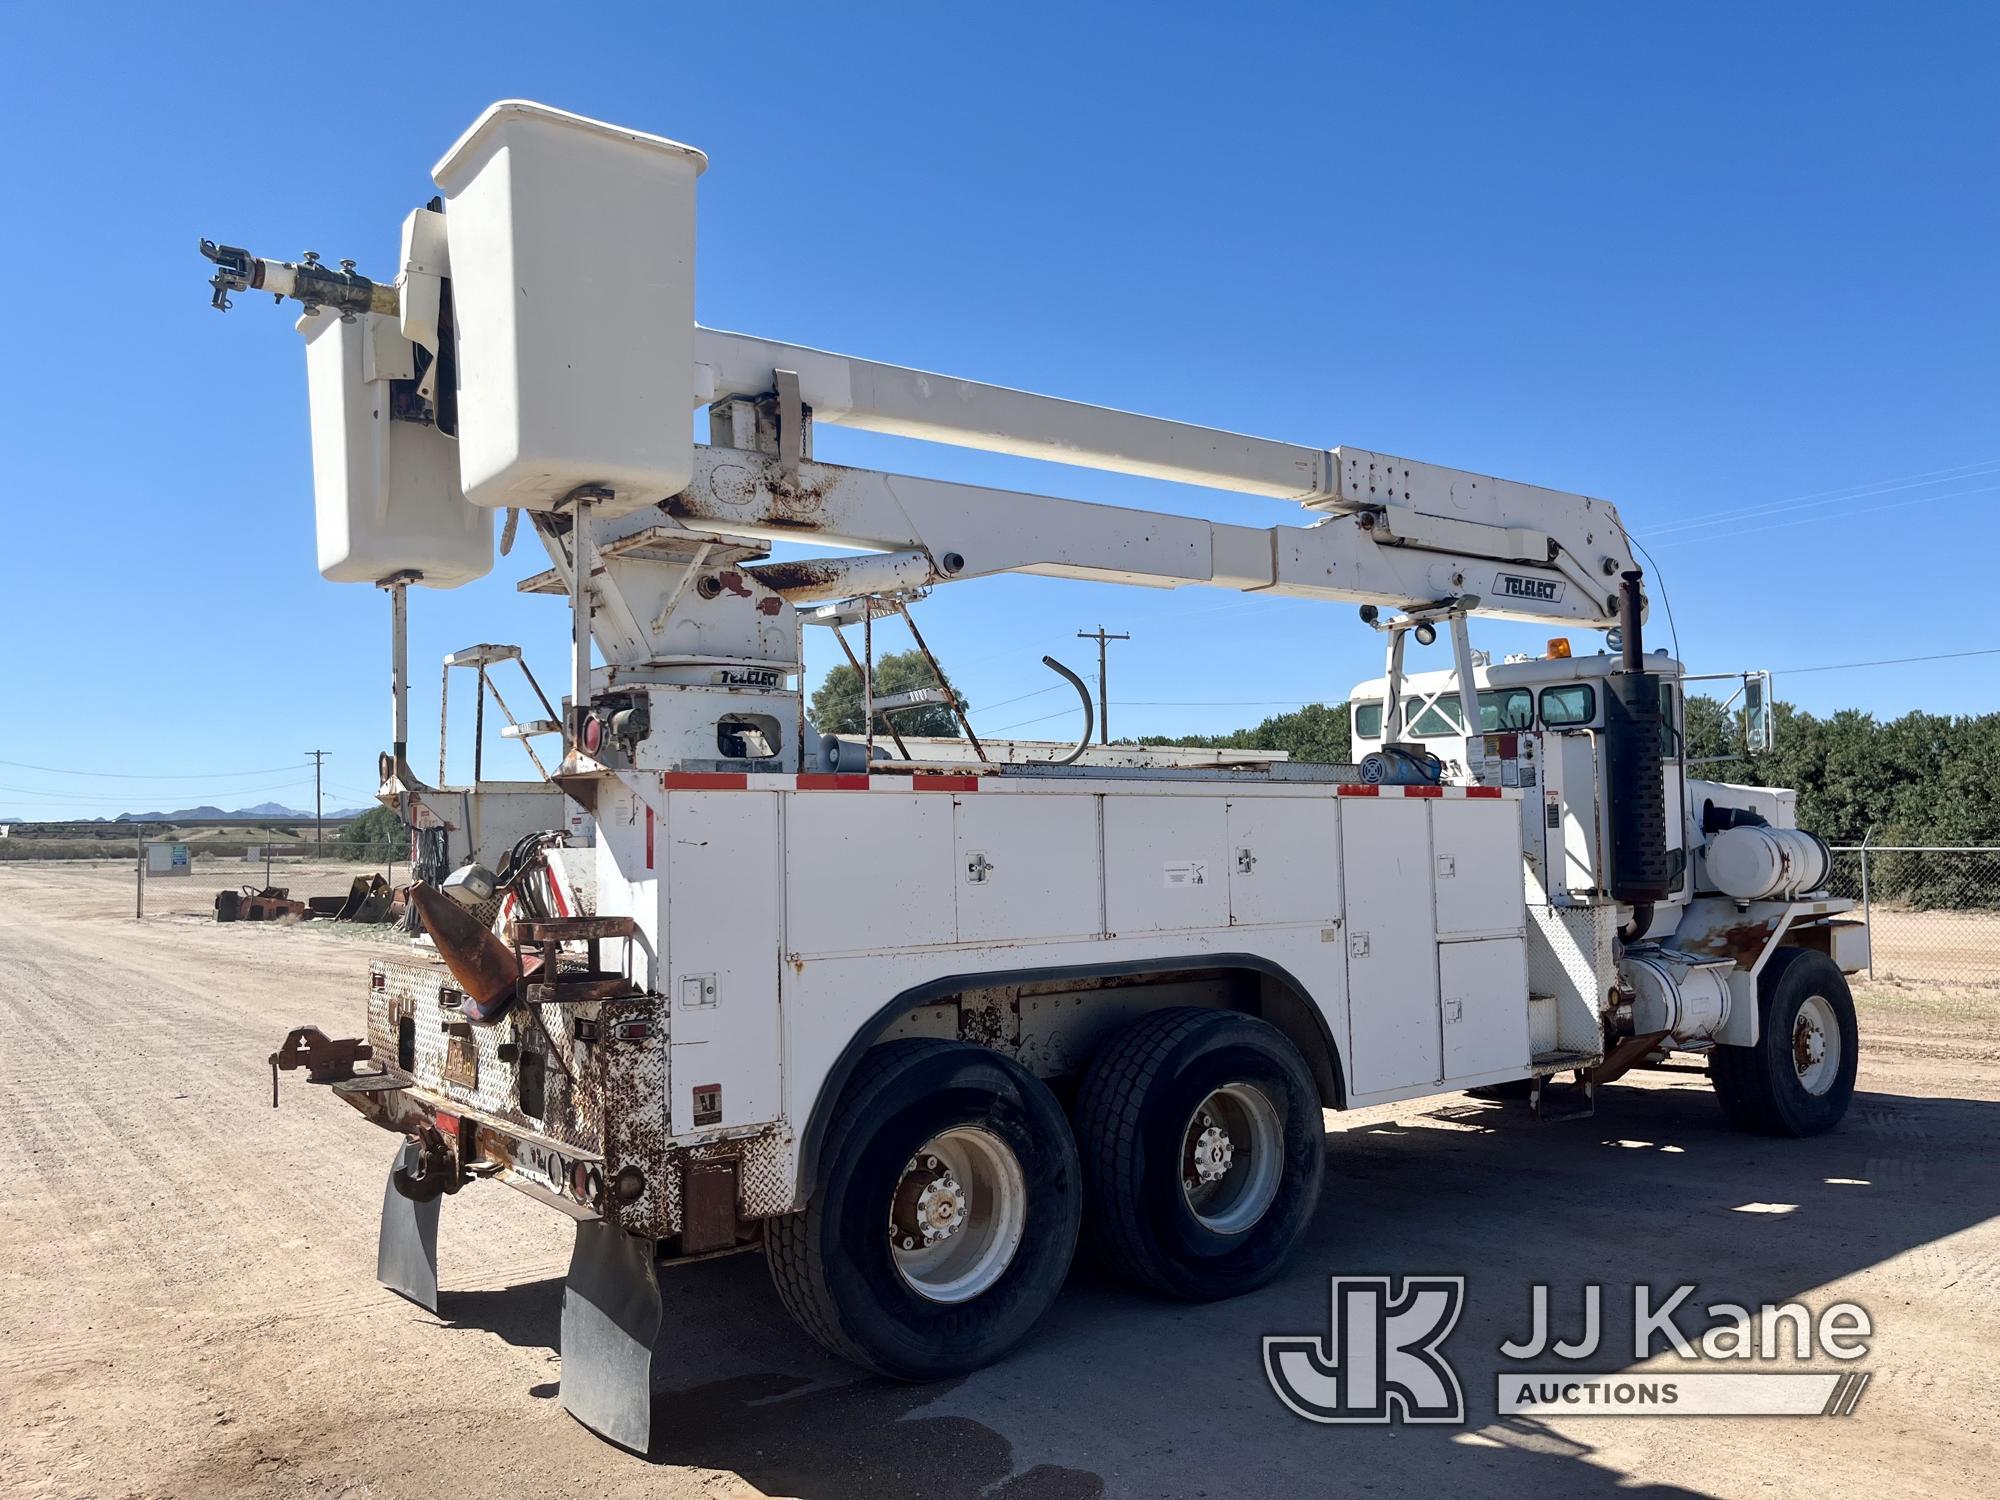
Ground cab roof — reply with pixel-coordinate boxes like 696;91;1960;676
1348;647;1684;701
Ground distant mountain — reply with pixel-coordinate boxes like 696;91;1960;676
114;802;335;823
5;803;375;828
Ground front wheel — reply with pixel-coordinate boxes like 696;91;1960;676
765;1040;1081;1379
1709;947;1859;1136
1075;1008;1324;1300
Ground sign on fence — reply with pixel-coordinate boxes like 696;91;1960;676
145;842;191;877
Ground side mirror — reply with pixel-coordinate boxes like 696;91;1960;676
1742;671;1775;755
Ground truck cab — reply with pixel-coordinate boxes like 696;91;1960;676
1348;642;1690;934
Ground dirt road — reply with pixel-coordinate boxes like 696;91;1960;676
1;860;1995;1499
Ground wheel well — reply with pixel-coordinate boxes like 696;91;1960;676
795;955;1345;1201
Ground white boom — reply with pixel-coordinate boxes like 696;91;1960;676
691;326;1639;629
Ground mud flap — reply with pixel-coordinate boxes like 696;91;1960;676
560;1220;662;1453
377;1140;441;1311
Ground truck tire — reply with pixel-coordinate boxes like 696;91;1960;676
1709;947;1858;1136
765;1039;1081;1380
1075;1008;1323;1300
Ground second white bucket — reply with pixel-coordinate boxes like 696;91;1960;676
433;100;708;518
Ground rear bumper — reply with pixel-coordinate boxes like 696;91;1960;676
294;953;798;1250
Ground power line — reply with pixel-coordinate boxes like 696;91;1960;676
1648;481;2000;549
0;777;317;804
969;683;1065;715
1640;456;2000;538
1772;646;2000;677
0;756;313;780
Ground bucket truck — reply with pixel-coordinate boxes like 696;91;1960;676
211;101;1866;1451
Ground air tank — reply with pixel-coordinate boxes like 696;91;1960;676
431;101;707;518
1704;825;1832;901
1623;951;1733;1039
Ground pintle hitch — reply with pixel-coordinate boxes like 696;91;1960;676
268;1025;374;1108
389;1124;465;1204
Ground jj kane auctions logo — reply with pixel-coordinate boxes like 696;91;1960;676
1265;1277;1873;1423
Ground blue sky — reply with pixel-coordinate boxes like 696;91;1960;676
3;4;1995;819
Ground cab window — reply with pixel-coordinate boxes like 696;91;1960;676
1353;700;1383;739
1539;684;1597;727
1658;681;1678;755
1403;688;1534;737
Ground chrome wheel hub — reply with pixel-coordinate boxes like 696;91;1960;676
1190;1118;1235;1185
911;1168;966;1246
889;1127;1028;1304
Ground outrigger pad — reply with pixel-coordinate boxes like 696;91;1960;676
377;1141;441;1311
560;1220;662;1453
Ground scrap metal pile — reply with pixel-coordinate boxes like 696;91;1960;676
214;873;399;924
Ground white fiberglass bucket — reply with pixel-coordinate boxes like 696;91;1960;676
302;310;492;587
432;100;707;519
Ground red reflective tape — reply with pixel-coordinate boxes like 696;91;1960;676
645;803;655;868
433;1109;460;1137
913;774;980;791
1406;785;1444;798
1466;786;1503;798
795;773;871;791
662;772;748;789
1337;784;1379;796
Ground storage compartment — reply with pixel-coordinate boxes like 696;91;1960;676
1103;796;1229;935
1342;798;1441;1094
302;310;492;587
1226;797;1340;927
432;100;706;517
1440;936;1530;1080
1430;798;1529;937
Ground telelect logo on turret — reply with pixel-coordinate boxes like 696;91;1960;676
1495;574;1565;603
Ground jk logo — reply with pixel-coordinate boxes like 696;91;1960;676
1264;1276;1466;1424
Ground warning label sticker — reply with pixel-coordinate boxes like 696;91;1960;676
1163;861;1209;888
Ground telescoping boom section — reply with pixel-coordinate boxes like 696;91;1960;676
215;100;1864;1452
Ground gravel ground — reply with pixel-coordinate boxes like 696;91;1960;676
1;859;1994;1499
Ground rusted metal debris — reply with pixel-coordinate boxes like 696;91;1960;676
268;1025;375;1107
407;881;523;1020
335;873;393;922
215;886;308;922
216;877;402;924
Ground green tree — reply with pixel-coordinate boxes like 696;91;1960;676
1683;693;1737;762
338;803;404;859
809;649;968;737
1131;702;1354;764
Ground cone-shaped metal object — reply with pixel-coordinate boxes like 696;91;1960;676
408;881;521;1021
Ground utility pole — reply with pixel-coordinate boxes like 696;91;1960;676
304;749;330;850
1076;626;1129;744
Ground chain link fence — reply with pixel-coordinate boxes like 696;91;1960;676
1826;845;2000;994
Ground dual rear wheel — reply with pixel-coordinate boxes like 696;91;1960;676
766;1010;1324;1379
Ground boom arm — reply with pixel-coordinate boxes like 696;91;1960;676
671;446;1627;626
680;330;1637;627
